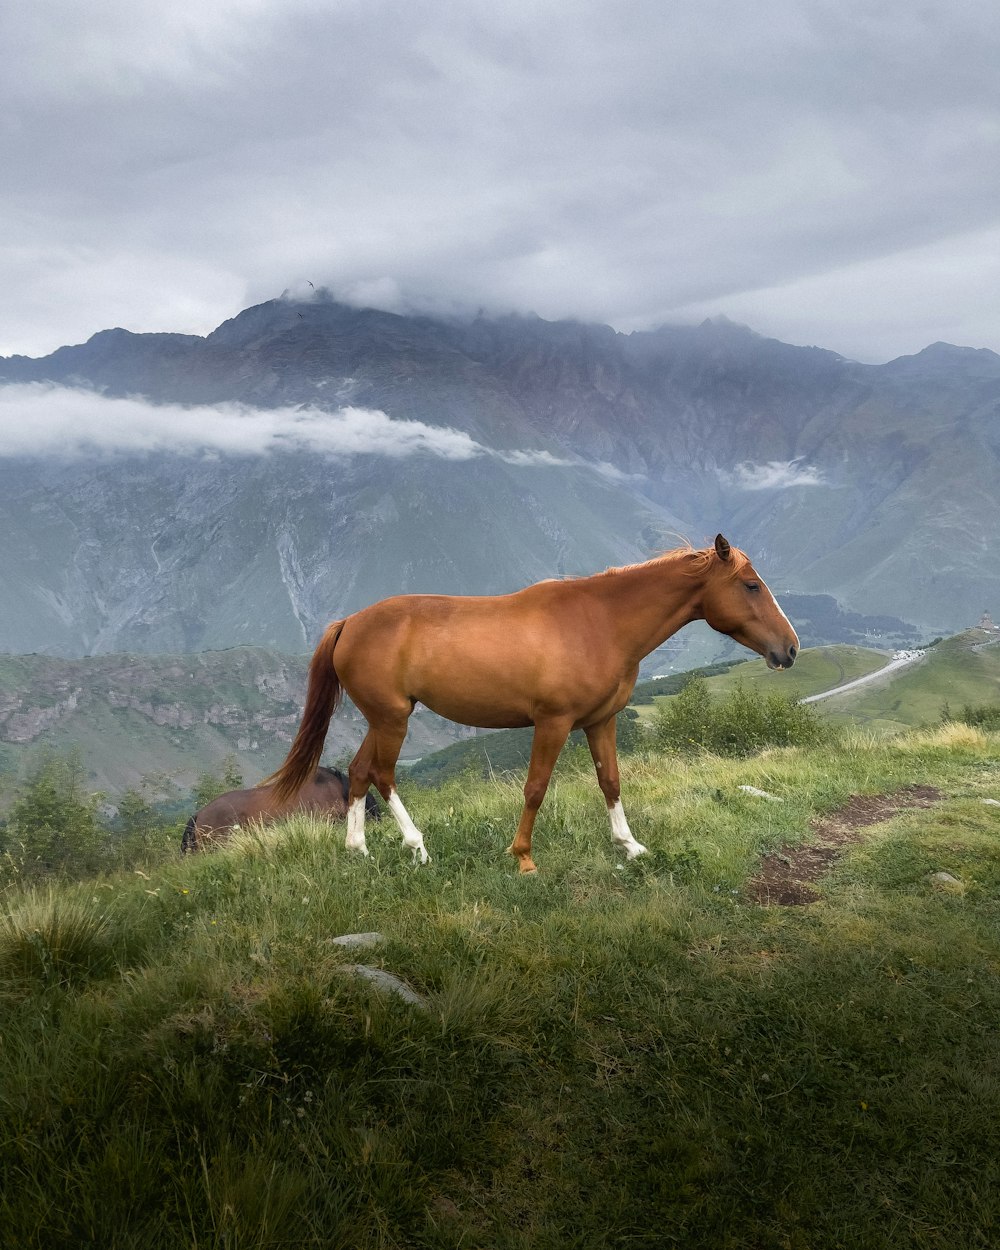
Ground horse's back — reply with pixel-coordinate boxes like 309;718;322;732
195;788;267;831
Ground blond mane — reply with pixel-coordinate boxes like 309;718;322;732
597;542;750;581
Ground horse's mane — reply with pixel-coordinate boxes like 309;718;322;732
597;542;750;581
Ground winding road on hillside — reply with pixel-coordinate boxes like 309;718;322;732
799;650;926;704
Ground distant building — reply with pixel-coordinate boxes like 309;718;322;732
977;610;998;632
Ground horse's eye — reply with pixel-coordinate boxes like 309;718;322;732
745;581;761;593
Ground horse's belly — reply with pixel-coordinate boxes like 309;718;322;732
419;691;534;730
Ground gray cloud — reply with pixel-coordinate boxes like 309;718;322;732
0;382;582;469
2;1;999;362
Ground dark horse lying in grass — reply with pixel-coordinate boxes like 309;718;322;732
181;766;378;852
264;535;798;872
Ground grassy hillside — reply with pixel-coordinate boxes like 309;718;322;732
2;728;1000;1247
815;632;1000;732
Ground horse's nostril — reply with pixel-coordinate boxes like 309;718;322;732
789;644;797;659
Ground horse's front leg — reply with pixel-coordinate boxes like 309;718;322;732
584;718;647;860
508;717;574;873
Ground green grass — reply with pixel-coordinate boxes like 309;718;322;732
2;729;1000;1247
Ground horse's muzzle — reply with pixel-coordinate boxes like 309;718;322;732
767;643;797;670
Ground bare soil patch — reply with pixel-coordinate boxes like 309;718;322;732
747;785;941;906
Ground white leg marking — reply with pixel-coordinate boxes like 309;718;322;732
388;789;430;864
609;800;647;859
345;796;369;856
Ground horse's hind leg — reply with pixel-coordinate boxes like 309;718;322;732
346;731;376;855
349;718;429;864
584;718;647;861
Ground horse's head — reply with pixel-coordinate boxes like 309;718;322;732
700;534;799;670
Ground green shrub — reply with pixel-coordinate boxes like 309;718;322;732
0;755;183;885
1;753;106;883
650;677;832;757
191;755;244;810
950;702;1000;731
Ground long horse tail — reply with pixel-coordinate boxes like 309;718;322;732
181;815;197;854
265;620;347;804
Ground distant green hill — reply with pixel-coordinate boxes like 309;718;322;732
646;632;1000;735
631;645;886;722
810;632;1000;732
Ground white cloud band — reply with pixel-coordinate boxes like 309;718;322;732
0;382;579;468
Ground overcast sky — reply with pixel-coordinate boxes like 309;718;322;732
3;0;999;364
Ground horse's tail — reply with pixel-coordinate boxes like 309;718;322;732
265;620;347;804
181;815;197;854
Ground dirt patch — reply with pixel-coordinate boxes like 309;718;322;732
746;785;941;906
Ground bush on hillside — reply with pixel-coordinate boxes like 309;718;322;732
947;702;1000;731
112;784;186;863
1;753;106;883
650;678;832;757
191;755;244;809
1;754;185;885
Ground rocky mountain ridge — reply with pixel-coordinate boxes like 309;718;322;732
0;648;475;795
2;294;998;657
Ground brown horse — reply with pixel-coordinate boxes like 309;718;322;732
266;536;798;872
181;766;378;853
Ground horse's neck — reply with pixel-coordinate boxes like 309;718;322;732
594;555;706;664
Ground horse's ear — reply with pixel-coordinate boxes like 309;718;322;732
714;534;732;562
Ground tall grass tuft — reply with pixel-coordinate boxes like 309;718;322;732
0;889;118;987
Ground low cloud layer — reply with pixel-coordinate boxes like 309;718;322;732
0;382;580;470
723;459;826;490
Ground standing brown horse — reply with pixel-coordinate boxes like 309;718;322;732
266;536;798;872
181;766;378;852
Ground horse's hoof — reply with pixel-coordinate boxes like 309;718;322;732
626;843;648;860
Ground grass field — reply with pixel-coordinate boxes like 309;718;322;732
2;727;1000;1248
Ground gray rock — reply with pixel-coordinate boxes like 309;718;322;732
329;931;384;948
343;964;427;1008
739;785;783;801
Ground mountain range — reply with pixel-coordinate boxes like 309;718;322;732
2;293;998;666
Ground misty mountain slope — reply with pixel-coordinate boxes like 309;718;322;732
2;295;998;655
0;448;684;656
